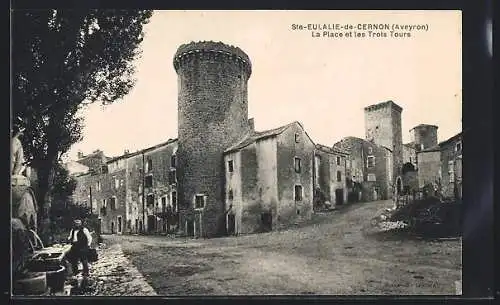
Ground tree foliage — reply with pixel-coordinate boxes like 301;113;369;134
11;9;153;234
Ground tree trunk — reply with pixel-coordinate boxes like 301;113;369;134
35;162;56;245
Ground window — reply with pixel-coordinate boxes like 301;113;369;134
101;165;108;174
294;185;303;201
227;160;234;173
228;189;234;200
337;171;342;182
171;191;177;212
147;194;155;206
367;173;376;182
194;195;206;209
169;169;177;184
294;133;300;143
294;157;301;173
120;179;124;187
161;197;167;212
146;158;153;172
110;197;117;210
368;147;373;155
337;156;341;165
367;156;375;168
114;177;119;189
455;141;462;152
170;154;177;168
145;174;153;188
96;181;101;192
102;199;107;208
448;160;455;183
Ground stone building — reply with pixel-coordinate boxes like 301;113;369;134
417;132;462;199
222;121;315;235
314;144;349;207
333;137;393;202
71;139;178;235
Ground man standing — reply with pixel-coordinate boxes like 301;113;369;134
67;219;92;277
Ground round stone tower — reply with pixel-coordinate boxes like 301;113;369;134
173;41;252;238
410;124;438;151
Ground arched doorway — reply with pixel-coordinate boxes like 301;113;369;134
396;176;403;194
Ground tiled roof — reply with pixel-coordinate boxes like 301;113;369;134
315;143;349;155
225;122;298;153
106;138;178;163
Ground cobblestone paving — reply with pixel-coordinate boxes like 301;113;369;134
72;243;157;296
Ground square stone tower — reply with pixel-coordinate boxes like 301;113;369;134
364;100;404;193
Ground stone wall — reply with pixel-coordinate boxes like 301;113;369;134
440;136;462;199
416;150;441;188
276;123;314;228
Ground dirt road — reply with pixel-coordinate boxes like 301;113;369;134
104;200;461;295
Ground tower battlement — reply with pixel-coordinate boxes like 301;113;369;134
364;100;402;113
173;41;252;78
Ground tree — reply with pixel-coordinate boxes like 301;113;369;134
11;9;153;239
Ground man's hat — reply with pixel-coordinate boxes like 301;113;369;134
12;117;25;133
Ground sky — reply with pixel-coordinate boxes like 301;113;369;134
66;10;462;161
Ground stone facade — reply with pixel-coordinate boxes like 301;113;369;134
72;139;178;235
416;132;462;199
364;100;404;190
438;133;462;199
314;144;349;206
223;122;316;235
416;149;441;188
334;137;392;201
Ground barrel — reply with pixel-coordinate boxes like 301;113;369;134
12;176;38;231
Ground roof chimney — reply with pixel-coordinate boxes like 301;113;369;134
124;149;130;155
248;118;255;132
77;151;84;159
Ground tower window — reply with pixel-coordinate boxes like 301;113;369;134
171;154;177;168
227;160;234;173
294;185;303;201
337;156;341;165
228;189;234;200
367;156;375;168
455;141;462;152
368;147;373;155
337;171;342;182
294;133;300;143
294;157;302;173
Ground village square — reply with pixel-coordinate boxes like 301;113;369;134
11;10;463;296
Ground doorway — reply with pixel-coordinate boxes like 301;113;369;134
335;189;344;205
186;219;194;236
261;212;272;232
117;216;122;234
227;214;236;235
147;215;156;233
